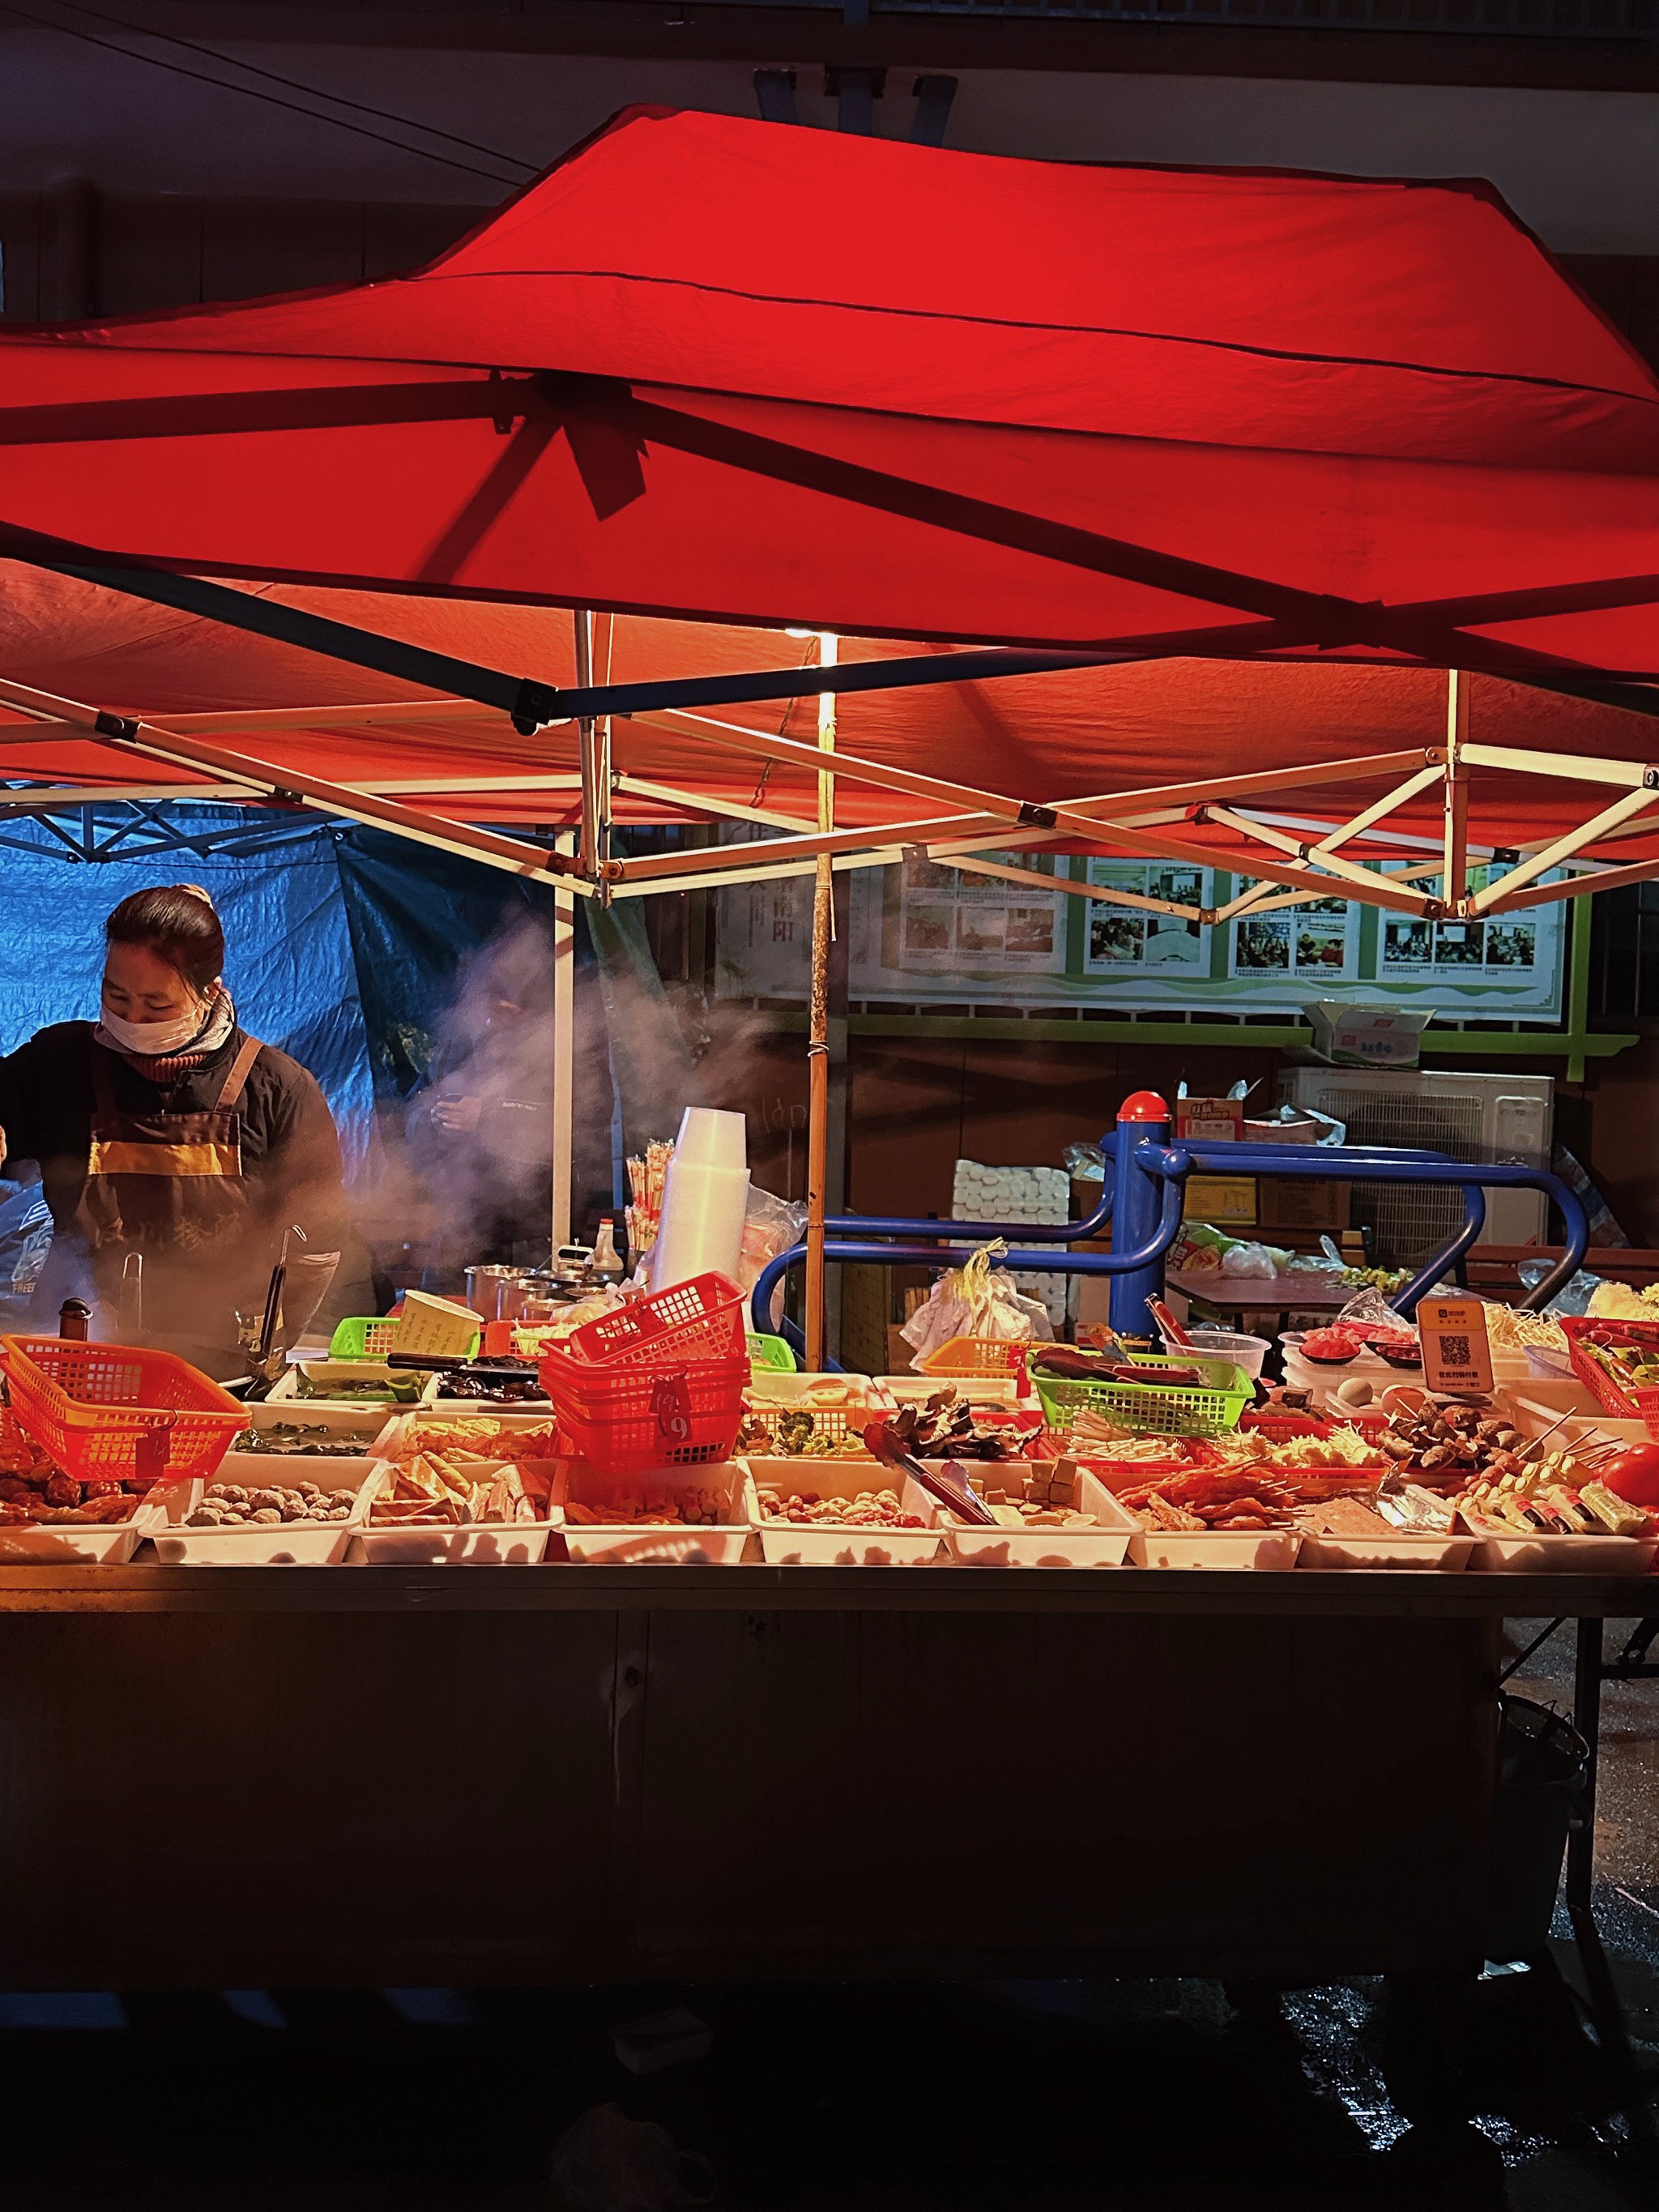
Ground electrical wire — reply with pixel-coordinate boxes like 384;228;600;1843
0;2;532;187
40;0;537;175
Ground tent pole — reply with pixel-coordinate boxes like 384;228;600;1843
1444;669;1469;911
575;609;613;892
805;633;838;1371
552;831;577;1253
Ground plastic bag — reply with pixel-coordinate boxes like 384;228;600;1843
1217;1240;1277;1279
1517;1260;1618;1319
1062;1141;1106;1184
899;1240;1056;1360
549;2103;716;2212
1336;1285;1410;1333
736;1184;808;1304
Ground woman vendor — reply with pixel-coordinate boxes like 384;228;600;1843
0;886;347;1376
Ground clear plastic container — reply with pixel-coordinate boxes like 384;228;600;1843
1158;1326;1270;1381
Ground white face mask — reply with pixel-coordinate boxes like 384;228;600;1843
98;1002;210;1057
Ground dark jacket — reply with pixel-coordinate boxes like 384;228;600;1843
0;1023;347;1349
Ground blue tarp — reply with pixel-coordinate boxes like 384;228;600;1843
0;813;379;1168
0;809;693;1181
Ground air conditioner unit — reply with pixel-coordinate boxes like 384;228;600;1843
1276;1070;1552;1266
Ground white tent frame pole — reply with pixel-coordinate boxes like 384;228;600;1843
0;674;591;895
805;634;838;1373
552;832;576;1253
945;851;1201;920
1199;804;1433;909
1469;786;1659;913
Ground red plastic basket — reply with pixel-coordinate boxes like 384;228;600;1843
1561;1316;1659;1437
544;1350;748;1475
0;1336;245;1487
552;1273;744;1374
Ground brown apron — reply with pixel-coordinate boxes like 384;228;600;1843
75;1036;267;1343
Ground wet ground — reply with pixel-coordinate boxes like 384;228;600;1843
0;1615;1653;2212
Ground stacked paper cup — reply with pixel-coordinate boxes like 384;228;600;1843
651;1108;751;1288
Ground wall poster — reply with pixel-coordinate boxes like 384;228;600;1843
716;848;1568;1022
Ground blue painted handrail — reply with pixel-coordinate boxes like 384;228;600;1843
752;1134;1587;1344
748;1172;1188;1339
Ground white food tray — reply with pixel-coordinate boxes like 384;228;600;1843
0;1493;164;1565
1465;1528;1657;1576
216;1403;399;1489
932;1465;1134;1569
1126;1524;1302;1571
555;1459;749;1565
1296;1527;1473;1573
744;1373;893;1409
744;1467;941;1565
377;1407;564;1463
874;1373;1025;1410
268;1361;434;1412
151;1465;380;1565
355;1444;561;1563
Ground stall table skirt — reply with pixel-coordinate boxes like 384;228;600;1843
0;1569;1648;1992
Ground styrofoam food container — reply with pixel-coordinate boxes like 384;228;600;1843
216;1402;398;1488
269;1361;433;1411
0;1492;164;1565
876;1373;1025;1410
1296;1527;1473;1572
555;1458;749;1565
744;1372;893;1409
744;1466;941;1565
377;1407;564;1463
352;1458;558;1564
1491;1374;1602;1421
151;1463;380;1565
1280;1344;1397;1413
1127;1524;1302;1571
1499;1390;1641;1450
932;1465;1134;1569
1464;1527;1657;1576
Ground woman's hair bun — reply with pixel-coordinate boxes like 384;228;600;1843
106;885;225;995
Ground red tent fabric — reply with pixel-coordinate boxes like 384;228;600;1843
4;566;1659;865
2;108;1659;675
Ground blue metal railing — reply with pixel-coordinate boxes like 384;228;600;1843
749;1121;1589;1348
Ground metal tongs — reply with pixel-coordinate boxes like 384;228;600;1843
242;1224;305;1399
862;1419;996;1527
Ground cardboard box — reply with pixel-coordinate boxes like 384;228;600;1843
1304;1002;1435;1068
1243;1117;1324;1146
1255;1177;1352;1233
1175;1096;1243;1143
1181;1174;1256;1224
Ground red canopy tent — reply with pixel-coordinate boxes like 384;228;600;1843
8;106;1659;1352
1;105;1658;927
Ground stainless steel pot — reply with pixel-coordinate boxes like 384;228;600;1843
463;1263;522;1320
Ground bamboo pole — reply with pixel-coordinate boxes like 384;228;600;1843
805;633;838;1372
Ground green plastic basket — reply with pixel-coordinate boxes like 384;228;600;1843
1032;1352;1253;1439
747;1332;798;1373
329;1313;479;1362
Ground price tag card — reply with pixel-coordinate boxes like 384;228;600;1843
1418;1297;1495;1396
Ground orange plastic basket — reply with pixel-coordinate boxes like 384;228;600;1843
1561;1316;1659;1437
0;1336;246;1488
916;1337;1031;1378
542;1348;748;1475
554;1273;745;1373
